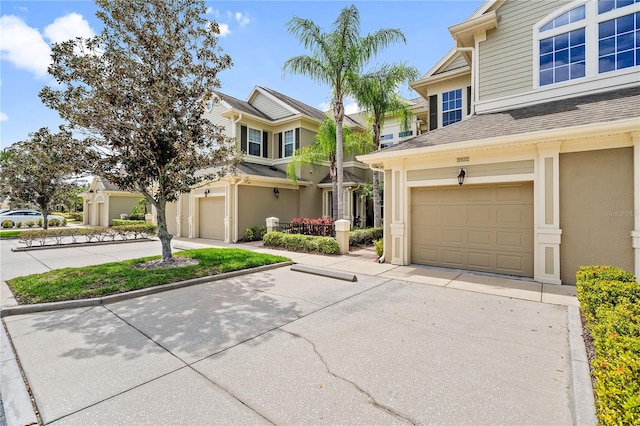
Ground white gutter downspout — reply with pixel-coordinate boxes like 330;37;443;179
368;164;387;263
231;113;243;243
455;44;476;116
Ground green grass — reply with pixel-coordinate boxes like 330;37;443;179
0;230;23;239
7;248;290;304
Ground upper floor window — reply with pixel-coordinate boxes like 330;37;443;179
248;128;261;156
535;0;640;87
398;130;413;138
284;130;294;157
442;89;462;127
598;0;640;14
380;141;393;149
540;5;586;32
598;12;640;72
540;28;586;85
380;134;393;141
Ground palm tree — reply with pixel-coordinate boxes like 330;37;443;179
351;64;419;227
287;117;371;220
284;5;406;220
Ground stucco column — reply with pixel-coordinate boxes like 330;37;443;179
390;165;406;265
632;133;640;279
535;143;562;285
266;217;279;233
335;219;350;255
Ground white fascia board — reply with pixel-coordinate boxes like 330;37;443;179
357;118;640;165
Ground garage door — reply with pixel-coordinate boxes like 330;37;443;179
199;197;225;240
411;183;533;277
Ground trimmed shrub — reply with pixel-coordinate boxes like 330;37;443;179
15;221;22;228
243;225;267;242
112;219;146;226
72;212;83;221
374;239;384;257
263;231;339;255
1;220;14;228
25;221;35;228
48;218;61;227
576;265;640;424
36;218;43;227
349;227;383;247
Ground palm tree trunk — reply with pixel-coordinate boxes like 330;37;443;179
334;99;345;221
372;119;382;228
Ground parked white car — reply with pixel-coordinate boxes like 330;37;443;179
0;210;65;228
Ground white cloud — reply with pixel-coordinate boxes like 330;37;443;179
344;102;360;115
235;12;250;27
0;112;8;122
218;23;230;37
206;7;220;18
318;102;331;112
0;15;51;77
44;13;95;44
0;13;95;79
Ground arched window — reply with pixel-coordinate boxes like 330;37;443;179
534;0;640;87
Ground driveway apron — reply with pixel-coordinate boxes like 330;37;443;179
3;266;573;425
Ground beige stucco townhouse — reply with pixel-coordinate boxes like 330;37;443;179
358;0;640;285
82;176;144;227
164;86;372;242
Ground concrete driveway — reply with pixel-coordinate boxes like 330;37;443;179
1;238;584;424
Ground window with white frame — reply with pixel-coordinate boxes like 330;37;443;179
536;0;640;87
248;128;261;156
284;129;294;157
442;89;462;127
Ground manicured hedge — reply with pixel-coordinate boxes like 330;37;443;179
349;227;383;247
576;265;640;425
263;231;339;255
18;225;157;247
374;238;384;257
243;225;267;242
112;219;146;226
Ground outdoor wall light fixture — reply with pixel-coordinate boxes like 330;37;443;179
273;187;280;198
457;168;466;186
204;189;210;197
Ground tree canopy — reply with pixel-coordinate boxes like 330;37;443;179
40;0;237;261
0;127;92;228
284;5;406;221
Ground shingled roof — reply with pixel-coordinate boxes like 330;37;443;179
258;86;326;121
381;86;640;153
214;91;271;120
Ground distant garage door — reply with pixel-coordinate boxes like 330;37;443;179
411;183;534;277
199;197;225;240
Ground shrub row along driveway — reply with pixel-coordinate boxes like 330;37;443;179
2;248;574;424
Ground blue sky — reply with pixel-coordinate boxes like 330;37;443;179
0;0;483;149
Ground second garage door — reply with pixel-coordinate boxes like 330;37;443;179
199;197;225;240
411;183;533;277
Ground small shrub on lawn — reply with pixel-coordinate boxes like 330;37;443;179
48;218;61;227
263;231;339;255
374;239;384;257
25;221;35;228
349;227;383;247
15;221;22;228
1;220;13;228
72;212;83;221
576;265;640;424
36;218;43;227
243;225;267;242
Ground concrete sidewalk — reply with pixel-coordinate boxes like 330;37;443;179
0;237;587;424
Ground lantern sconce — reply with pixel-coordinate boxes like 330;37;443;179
457;168;466;186
204;189;210;197
273;187;280;198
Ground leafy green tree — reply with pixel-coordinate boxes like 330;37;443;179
40;0;237;262
351;64;419;227
0;128;92;229
284;5;406;220
287;117;371;220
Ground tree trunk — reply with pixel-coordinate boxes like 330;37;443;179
155;198;173;262
334;98;345;220
40;202;49;230
372;118;382;228
332;178;338;221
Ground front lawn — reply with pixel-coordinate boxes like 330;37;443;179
7;248;289;304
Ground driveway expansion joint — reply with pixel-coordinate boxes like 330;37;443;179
282;329;417;425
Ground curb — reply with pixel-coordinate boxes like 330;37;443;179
291;264;358;282
567;305;597;426
0;261;294;317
